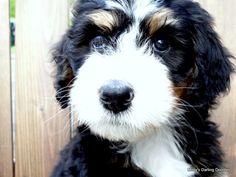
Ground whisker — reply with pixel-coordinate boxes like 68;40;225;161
55;88;71;95
173;102;203;108
169;114;199;164
46;112;72;137
173;86;199;89
57;93;71;103
43;105;71;123
55;77;77;93
174;98;204;123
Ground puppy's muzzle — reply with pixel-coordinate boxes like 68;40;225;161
99;80;134;114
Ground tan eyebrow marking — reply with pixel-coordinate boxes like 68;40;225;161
88;10;118;32
148;8;179;35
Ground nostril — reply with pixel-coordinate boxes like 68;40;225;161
123;91;134;105
100;93;114;105
99;80;134;113
119;87;134;104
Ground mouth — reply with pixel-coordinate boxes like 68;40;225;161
70;56;178;141
88;117;159;142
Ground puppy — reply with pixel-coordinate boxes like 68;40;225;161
51;0;234;177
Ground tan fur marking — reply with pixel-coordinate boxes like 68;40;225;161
172;67;197;99
88;10;117;32
148;8;178;35
173;83;189;99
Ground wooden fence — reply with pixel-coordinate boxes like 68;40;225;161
0;0;235;177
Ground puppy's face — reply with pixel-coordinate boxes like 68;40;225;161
53;0;232;142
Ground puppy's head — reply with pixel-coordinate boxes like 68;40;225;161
53;0;233;142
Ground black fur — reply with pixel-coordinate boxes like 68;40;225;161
51;0;234;176
50;126;147;177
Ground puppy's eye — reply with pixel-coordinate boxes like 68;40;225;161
91;36;108;52
153;39;170;52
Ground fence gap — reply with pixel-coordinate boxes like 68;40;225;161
10;0;16;176
0;0;13;176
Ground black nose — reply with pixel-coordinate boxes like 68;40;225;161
99;80;134;114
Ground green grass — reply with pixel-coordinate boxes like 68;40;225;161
10;0;15;49
10;0;15;18
11;46;16;53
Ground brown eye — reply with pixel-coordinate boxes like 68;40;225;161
153;39;170;52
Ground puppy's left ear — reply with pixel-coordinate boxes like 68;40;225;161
193;8;234;105
52;35;74;108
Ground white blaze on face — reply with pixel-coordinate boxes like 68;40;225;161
70;23;177;141
69;1;195;176
106;0;158;20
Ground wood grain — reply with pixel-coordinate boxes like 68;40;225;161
9;1;235;177
15;0;70;176
197;1;236;176
0;0;13;177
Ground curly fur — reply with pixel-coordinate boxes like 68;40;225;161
50;0;234;177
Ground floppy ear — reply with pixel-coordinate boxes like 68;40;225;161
52;35;74;108
193;11;234;106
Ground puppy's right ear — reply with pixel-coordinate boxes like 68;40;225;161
52;35;74;108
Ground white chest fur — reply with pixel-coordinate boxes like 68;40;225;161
131;128;195;177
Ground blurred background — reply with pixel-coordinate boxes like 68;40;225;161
0;0;235;177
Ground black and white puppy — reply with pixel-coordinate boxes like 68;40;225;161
51;0;234;177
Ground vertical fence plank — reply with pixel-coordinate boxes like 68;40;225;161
15;0;70;176
12;0;235;177
197;0;236;176
0;0;13;177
